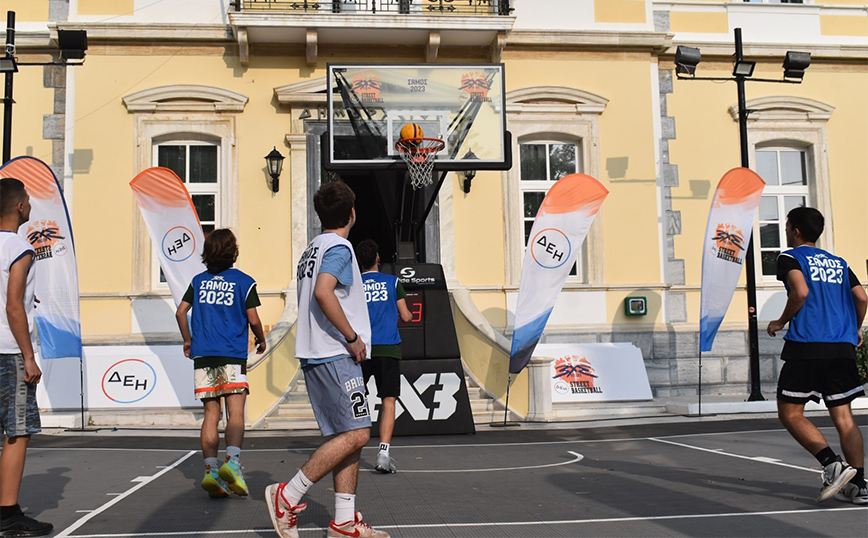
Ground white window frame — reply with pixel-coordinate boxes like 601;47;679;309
123;85;246;293
733;96;834;286
755;146;810;279
504;86;608;286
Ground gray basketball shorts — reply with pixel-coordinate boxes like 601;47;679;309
303;357;372;437
0;353;42;438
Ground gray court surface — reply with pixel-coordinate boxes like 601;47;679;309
7;415;868;538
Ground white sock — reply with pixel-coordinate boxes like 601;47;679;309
334;493;356;525
281;470;313;507
379;443;390;457
204;457;219;470
226;446;241;461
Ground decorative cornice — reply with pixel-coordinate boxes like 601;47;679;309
506;30;672;52
506;86;609;115
728;96;835;123
274;78;329;106
123;85;249;113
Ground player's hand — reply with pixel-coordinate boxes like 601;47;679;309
858;330;864;348
23;356;42;384
256;340;266;354
767;319;785;337
183;341;191;358
347;337;367;364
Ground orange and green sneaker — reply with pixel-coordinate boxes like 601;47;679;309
218;456;249;496
201;464;230;498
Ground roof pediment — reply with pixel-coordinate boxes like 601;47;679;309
123;85;249;113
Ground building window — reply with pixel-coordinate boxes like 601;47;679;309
519;142;582;278
755;147;809;276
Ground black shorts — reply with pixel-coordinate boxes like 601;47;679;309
361;357;401;399
777;358;865;407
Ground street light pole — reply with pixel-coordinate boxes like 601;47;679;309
734;28;765;401
2;10;15;164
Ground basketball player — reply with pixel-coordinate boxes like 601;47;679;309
265;181;388;538
355;240;412;473
767;207;867;504
0;178;52;536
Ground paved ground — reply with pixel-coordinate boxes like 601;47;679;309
6;414;868;538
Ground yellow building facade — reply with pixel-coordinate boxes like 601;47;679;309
3;0;866;423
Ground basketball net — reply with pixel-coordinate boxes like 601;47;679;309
395;137;445;190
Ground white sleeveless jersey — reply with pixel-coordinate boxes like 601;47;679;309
0;232;37;353
295;233;371;360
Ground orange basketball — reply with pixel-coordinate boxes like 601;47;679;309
400;123;424;140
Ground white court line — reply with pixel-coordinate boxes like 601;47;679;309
54;450;197;538
369;451;583;473
649;437;819;473
64;507;868;537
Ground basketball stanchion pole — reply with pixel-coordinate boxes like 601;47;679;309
490;373;520;428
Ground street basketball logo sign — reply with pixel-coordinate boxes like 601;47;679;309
26;219;67;261
350;73;383;103
700;168;765;352
711;223;746;265
553;355;602;395
509;174;608;374
459;71;493;102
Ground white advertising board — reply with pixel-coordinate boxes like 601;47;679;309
37;345;197;410
536;343;653;403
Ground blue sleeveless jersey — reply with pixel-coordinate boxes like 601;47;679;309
190;268;256;359
780;246;857;345
363;272;401;346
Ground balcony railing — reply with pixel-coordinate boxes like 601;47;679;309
231;1;512;15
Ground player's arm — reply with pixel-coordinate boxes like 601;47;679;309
175;299;193;358
767;268;809;337
247;308;267;354
314;271;366;363
395;280;412;322
850;269;867;346
6;252;39;383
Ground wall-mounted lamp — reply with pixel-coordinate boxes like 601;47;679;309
460;149;478;194
782;51;811;80
732;60;755;78
57;29;88;61
265;146;285;193
0;57;17;73
298;107;311;120
675;45;701;76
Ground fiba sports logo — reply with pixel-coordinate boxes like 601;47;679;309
531;228;572;269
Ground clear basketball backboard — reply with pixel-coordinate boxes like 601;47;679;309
325;63;510;171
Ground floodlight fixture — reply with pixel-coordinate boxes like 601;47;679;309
58;29;87;61
782;51;811;80
733;60;755;77
0;57;17;73
675;46;701;76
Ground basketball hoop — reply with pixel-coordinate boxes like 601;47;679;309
395;137;445;190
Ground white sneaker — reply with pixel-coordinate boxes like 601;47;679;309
375;452;397;474
834;482;868;504
817;461;857;502
328;512;389;538
264;483;307;538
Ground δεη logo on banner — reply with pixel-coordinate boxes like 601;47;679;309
161;226;196;263
531;228;572;269
26;219;67;261
552;355;602;395
101;359;157;404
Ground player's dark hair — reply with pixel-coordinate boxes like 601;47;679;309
787;206;824;243
314;181;355;230
355;239;379;271
201;228;238;273
0;177;27;217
